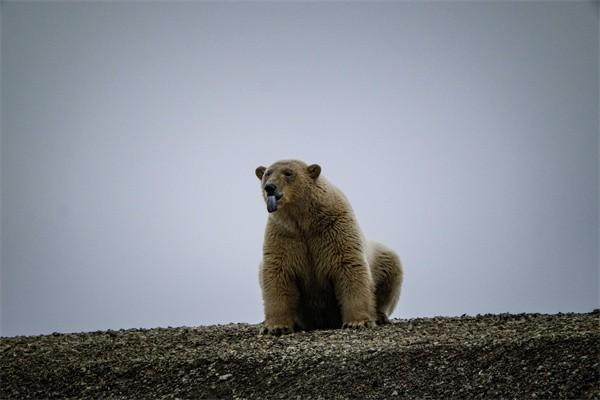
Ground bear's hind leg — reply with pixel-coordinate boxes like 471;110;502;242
369;243;403;325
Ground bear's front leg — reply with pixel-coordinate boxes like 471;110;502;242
259;262;298;335
334;264;376;329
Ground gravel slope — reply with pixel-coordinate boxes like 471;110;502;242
1;311;598;399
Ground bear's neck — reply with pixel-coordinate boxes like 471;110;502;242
269;181;342;235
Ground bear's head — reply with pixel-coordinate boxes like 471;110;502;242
255;160;321;213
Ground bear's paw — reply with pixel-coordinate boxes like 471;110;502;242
342;320;376;329
259;324;294;336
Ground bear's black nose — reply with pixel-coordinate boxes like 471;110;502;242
264;183;277;195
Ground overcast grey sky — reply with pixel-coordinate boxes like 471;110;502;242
1;1;598;337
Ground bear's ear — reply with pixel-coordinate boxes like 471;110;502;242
255;166;266;180
307;164;321;179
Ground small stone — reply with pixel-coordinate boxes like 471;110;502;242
392;390;399;396
218;373;233;381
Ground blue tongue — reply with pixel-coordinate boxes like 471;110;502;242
267;195;278;212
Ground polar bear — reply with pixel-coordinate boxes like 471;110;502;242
255;160;403;335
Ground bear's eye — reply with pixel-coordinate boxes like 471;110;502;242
283;170;293;177
265;171;272;177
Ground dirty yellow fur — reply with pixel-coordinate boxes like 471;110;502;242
255;160;403;335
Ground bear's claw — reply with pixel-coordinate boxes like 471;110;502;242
342;320;376;329
259;325;294;336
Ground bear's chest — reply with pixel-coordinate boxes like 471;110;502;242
296;267;333;297
295;256;338;303
293;231;340;301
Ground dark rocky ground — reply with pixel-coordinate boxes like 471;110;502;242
1;311;598;399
